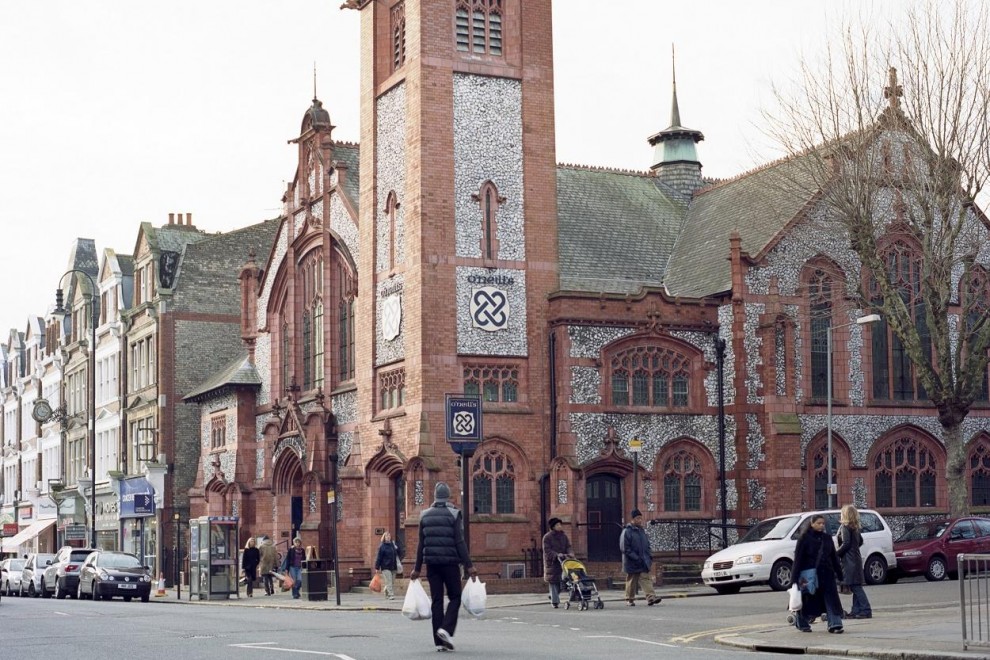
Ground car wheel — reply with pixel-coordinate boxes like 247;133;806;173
769;559;793;591
141;593;150;603
41;579;51;598
864;554;888;585
713;584;742;595
124;596;132;602
926;555;948;581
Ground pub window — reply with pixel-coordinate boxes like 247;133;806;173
463;363;519;403
609;345;691;408
871;434;939;508
471;447;515;514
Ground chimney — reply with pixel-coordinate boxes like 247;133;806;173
186;212;193;227
168;213;175;225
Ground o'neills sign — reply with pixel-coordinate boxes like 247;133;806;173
466;274;514;285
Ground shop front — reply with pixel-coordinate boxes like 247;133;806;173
94;491;119;551
120;477;157;575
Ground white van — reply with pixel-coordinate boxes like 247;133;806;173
701;509;897;594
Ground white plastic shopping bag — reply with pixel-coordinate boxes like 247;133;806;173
461;578;487;618
402;578;432;620
787;583;802;612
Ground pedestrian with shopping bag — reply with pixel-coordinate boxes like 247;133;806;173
259;536;277;596
280;537;306;599
409;483;478;653
374;530;402;600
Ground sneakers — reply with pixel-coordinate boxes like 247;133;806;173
647;595;662;606
437;628;455;651
436;646;449;652
626;600;636;606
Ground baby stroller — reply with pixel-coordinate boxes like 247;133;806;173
559;556;604;610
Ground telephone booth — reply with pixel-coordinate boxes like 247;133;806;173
189;516;240;600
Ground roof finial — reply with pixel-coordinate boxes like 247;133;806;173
884;66;903;111
670;43;681;128
313;62;318;102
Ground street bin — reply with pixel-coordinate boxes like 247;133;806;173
301;559;329;601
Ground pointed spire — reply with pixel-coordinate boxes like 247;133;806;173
670;44;682;128
313;62;318;103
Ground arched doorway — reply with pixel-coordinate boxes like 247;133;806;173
586;474;622;561
394;474;406;553
273;450;304;541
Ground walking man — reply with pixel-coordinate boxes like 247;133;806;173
259;536;277;596
621;509;660;606
409;482;478;652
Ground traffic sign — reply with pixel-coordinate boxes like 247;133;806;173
445;394;482;455
629;437;643;454
326;489;336;504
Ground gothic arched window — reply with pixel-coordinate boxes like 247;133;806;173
870;240;930;401
384;191;399;273
969;437;990;507
299;250;324;391
455;0;503;56
963;266;990;402
472;180;503;260
609;345;691;409
807;266;835;399
661;447;703;512
472;447;515;514
870;433;940;509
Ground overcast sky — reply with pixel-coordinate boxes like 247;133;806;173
0;1;894;339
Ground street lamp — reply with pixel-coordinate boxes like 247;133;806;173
629;437;642;512
826;313;881;509
54;269;98;549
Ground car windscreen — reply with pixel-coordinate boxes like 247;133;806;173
100;554;142;569
37;554;55;564
898;522;949;542
738;516;800;543
9;559;24;570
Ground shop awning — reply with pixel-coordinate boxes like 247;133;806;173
1;518;56;553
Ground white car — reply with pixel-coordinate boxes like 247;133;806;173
1;558;25;596
701;508;897;594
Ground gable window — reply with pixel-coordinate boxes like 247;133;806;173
871;433;939;508
969;438;990;506
300;250;324;391
963;267;990;402
391;2;406;71
610;345;691;408
463;363;518;403
455;0;502;56
211;415;227;450
870;240;930;401
471;447;514;514
808;267;834;399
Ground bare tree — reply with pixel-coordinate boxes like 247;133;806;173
765;1;990;515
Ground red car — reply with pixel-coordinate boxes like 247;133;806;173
892;517;990;581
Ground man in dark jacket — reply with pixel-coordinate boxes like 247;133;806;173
410;483;479;652
620;509;660;606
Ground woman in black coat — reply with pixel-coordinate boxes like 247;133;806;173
792;514;845;633
837;505;872;619
241;537;261;597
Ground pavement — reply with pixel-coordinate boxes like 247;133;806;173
149;581;990;659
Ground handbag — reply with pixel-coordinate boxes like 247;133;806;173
370;572;383;593
787;583;802;611
396;558;403;574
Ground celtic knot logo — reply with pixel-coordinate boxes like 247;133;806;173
452;411;475;436
470;287;509;332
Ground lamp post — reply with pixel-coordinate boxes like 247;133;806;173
173;511;181;599
629;437;642;512
826;313;881;509
54;269;98;549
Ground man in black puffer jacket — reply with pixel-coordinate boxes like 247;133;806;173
410;483;478;652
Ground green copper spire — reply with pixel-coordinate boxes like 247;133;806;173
648;45;703;169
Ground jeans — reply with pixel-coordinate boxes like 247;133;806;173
427;564;463;646
289;566;302;599
548;580;560;606
849;584;872;616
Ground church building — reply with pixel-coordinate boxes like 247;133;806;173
184;0;990;579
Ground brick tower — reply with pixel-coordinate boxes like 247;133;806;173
346;0;558;564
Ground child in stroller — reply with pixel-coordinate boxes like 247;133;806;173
559;556;604;610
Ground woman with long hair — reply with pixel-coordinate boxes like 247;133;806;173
837;505;873;619
374;531;401;600
241;536;260;597
792;514;845;633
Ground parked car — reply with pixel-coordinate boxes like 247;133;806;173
701;508;897;594
890;517;990;582
42;546;97;599
1;558;25;596
77;551;153;602
19;552;55;597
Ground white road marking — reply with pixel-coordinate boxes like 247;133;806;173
585;635;677;648
53;611;69;616
229;642;357;658
671;623;773;643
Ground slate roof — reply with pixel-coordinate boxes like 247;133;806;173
182;353;261;402
662;154;821;298
151;223;208;254
556;166;687;295
334;142;360;211
171;219;280;315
